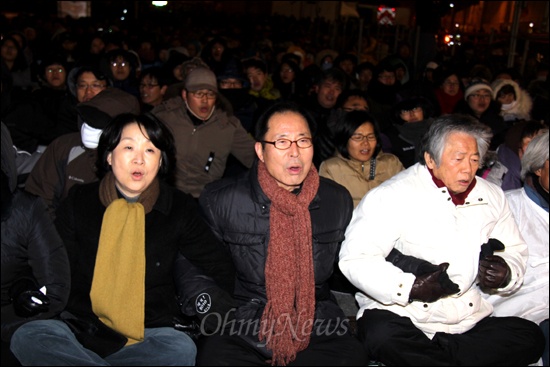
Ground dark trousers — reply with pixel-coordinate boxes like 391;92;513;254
357;309;545;366
196;329;368;366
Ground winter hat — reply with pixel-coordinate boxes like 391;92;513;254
76;88;140;129
184;67;218;92
464;79;493;100
217;59;246;82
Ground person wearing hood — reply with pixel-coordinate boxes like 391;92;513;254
152;67;256;199
102;49;140;99
24;88;140;219
388;97;435;168
491;78;533;122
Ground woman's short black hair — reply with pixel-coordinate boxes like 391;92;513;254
392;96;434;124
334;110;382;159
96;113;176;183
254;101;317;143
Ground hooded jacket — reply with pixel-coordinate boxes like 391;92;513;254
491;79;533;122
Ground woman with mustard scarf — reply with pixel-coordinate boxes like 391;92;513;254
10;113;235;365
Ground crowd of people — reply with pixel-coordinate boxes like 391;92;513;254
1;11;549;366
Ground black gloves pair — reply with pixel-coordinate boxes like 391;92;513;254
387;248;460;303
9;278;50;318
478;238;511;289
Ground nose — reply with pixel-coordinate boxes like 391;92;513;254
288;141;301;157
134;151;145;165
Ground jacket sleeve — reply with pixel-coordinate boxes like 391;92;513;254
1;193;70;342
229;117;256;169
25;137;69;219
173;252;236;332
482;189;528;294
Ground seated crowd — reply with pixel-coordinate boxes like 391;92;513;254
1;12;549;366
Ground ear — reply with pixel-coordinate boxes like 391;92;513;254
534;167;543;178
255;142;264;162
107;152;112;166
181;89;187;101
424;152;436;169
160;85;168;96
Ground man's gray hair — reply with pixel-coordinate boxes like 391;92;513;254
521;130;549;180
420;114;493;167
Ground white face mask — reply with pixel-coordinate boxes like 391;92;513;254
501;100;518;111
80;122;102;149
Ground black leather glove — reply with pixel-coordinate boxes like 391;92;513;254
387;249;460;298
480;238;505;260
9;278;50;318
387;248;439;275
478;255;511;288
409;263;460;303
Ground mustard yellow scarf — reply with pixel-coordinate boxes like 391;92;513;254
90;172;159;345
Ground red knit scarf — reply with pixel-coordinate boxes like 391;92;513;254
257;160;319;366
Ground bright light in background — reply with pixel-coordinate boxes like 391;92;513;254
123;9;127;14
529;22;534;27
152;1;168;6
455;23;459;28
449;3;454;8
120;17;125;21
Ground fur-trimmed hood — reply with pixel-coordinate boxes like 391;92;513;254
491;78;533;121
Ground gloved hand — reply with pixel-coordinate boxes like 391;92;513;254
10;278;50;318
193;287;236;333
480;238;505;260
478;255;511;288
409;263;460;303
387;249;460;296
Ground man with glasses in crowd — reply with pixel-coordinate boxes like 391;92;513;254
152;67;255;199
196;101;367;366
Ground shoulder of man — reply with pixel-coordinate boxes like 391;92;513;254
151;96;185;115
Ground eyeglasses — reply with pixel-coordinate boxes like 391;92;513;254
46;68;64;73
111;62;127;67
444;81;459;86
261;138;313;150
470;94;491;100
280;68;294;74
190;91;217;99
350;133;376;142
76;83;105;91
400;107;422;115
140;83;159;89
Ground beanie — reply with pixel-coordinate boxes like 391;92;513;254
76;88;140;129
184;67;218;92
464;80;493;100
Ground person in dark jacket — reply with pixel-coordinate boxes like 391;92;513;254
388;96;435;168
1;167;70;366
10;113;236;365
25;87;140;219
197;101;367;366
